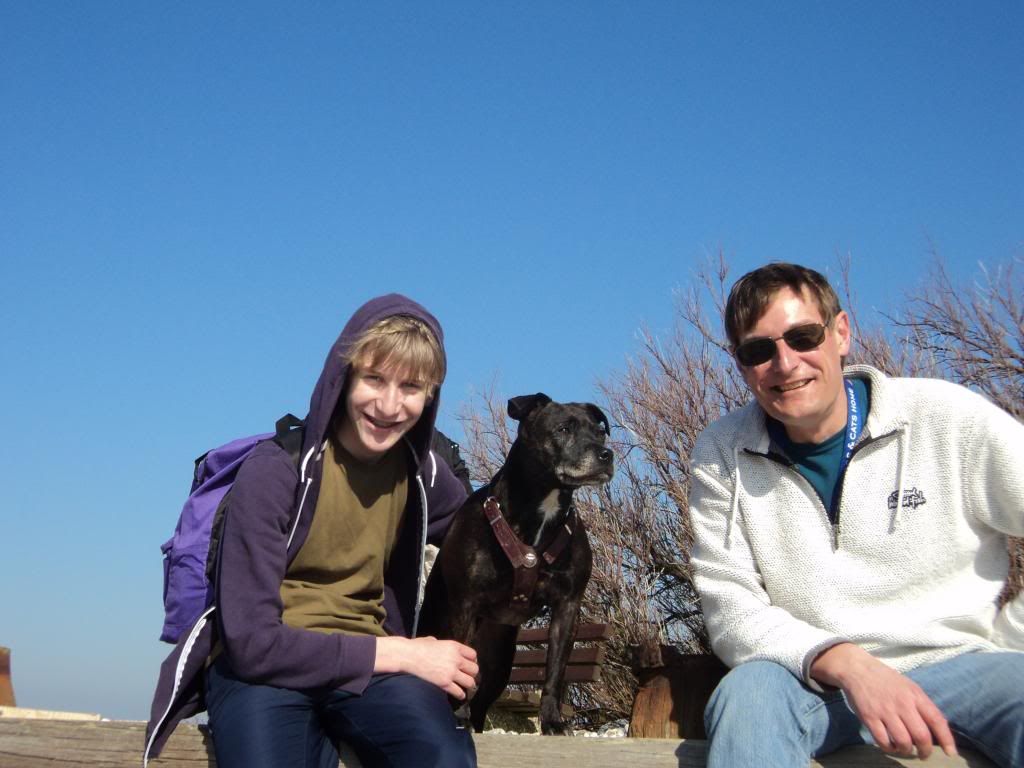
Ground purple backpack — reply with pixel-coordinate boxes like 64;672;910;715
159;415;303;643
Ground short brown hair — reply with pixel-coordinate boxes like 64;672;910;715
724;262;842;348
345;315;445;396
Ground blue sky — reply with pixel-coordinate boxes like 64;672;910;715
1;2;1020;721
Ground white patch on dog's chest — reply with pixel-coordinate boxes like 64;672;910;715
533;491;562;547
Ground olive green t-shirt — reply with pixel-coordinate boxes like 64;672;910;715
279;437;408;637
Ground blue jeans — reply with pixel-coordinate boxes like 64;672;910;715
704;652;1024;768
206;658;477;768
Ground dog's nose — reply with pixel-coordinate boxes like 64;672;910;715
598;448;613;464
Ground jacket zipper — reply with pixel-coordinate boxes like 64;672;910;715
746;430;896;551
746;449;843;550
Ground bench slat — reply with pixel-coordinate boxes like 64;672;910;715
512;645;606;668
508;665;603;684
516;622;610;644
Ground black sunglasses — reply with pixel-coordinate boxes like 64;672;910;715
734;323;828;367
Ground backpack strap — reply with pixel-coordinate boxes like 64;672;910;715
275;413;303;438
430;429;472;494
204;414;305;583
273;413;305;466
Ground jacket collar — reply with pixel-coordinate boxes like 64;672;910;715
736;364;902;455
844;364;905;441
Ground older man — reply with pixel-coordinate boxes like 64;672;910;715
689;262;1024;767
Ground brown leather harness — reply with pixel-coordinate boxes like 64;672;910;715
482;496;575;607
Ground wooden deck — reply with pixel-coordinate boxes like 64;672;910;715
0;717;997;767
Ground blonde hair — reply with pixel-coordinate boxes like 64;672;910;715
345;315;445;396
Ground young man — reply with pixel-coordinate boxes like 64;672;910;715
146;294;478;768
689;263;1024;767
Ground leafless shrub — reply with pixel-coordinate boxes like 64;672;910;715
893;255;1023;419
457;378;513;485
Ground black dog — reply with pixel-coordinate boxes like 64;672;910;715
421;393;614;734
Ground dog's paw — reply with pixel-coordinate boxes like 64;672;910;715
540;719;571;736
453;706;474;731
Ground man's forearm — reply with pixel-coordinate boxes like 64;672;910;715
809;641;870;688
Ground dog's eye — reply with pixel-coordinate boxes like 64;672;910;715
557;423;571;434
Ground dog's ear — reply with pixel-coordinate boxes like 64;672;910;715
586;404;611;436
507;393;552;422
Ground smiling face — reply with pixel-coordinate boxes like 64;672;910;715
336;364;429;462
737;286;851;444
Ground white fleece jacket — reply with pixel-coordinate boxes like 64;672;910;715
690;365;1024;690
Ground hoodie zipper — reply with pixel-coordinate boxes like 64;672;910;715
411;472;429;638
143;606;215;767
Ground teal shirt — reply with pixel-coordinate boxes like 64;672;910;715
766;377;870;522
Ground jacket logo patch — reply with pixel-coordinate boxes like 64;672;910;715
887;487;926;511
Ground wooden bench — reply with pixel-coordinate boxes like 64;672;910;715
0;717;996;767
0;643;997;767
491;622;612;717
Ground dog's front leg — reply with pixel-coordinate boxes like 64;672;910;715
447;600;482;726
539;599;581;735
468;622;518;733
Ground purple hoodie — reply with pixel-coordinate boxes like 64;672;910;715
144;295;468;764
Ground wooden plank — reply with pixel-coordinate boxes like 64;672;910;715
491;689;573;718
509;665;603;684
516;622;610;644
512;645;605;667
491;689;543;715
0;718;995;768
571;622;612;641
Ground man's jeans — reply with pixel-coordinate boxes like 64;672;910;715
704;652;1024;768
206;657;477;768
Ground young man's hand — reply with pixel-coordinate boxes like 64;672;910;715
810;643;957;759
374;636;479;699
